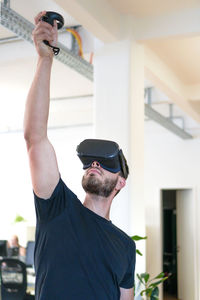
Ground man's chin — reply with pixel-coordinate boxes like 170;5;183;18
82;174;118;198
82;182;102;196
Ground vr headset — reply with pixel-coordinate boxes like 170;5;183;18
76;139;129;179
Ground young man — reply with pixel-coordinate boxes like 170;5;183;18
24;12;136;300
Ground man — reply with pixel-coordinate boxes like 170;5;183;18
7;235;26;259
24;11;136;300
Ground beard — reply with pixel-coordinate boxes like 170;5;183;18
82;173;118;198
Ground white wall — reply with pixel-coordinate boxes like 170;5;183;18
144;120;200;299
0;125;93;246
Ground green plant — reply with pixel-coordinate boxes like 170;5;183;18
131;236;168;300
137;272;168;300
131;235;147;256
14;214;26;223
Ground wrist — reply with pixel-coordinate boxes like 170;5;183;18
37;55;53;66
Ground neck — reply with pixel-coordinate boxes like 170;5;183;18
83;193;113;221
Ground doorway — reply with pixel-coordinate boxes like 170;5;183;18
162;190;178;300
162;189;196;300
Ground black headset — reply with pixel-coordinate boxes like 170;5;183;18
77;139;129;179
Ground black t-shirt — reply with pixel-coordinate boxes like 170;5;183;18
34;178;136;300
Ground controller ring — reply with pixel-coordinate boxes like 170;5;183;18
41;11;64;29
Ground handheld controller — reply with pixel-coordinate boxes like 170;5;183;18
41;11;64;55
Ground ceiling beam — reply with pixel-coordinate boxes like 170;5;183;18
54;0;121;43
145;46;200;124
0;3;93;81
145;104;193;139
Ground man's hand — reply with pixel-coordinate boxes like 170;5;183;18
32;11;58;58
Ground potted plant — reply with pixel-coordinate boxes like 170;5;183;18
131;235;168;300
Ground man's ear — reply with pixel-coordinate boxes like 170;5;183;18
116;176;126;191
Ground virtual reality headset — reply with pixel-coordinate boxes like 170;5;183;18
76;139;129;179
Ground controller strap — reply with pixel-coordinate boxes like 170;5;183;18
43;40;60;56
48;44;60;56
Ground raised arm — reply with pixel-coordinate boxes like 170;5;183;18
24;12;60;199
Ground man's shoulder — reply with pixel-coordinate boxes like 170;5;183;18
34;176;81;223
58;178;78;198
110;223;136;249
40;177;79;202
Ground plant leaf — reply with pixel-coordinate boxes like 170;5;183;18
150;287;159;300
131;235;147;241
14;214;26;223
140;287;153;296
140;289;146;296
136;249;143;256
153;272;165;279
140;272;150;283
149;277;168;287
137;273;144;285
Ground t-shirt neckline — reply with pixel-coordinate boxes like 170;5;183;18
81;203;112;224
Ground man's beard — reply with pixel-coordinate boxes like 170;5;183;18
82;173;118;198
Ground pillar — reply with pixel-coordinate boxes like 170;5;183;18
94;38;145;273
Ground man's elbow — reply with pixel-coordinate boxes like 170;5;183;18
24;128;45;150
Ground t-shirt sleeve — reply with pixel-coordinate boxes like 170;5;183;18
119;240;136;289
34;177;77;223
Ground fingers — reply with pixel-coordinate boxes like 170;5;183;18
33;18;58;43
33;12;58;42
53;20;58;29
52;20;58;44
34;11;46;25
33;25;54;44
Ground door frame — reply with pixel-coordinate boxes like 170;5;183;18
160;187;198;300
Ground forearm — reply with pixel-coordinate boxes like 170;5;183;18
24;56;53;147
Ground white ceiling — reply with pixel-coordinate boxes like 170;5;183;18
11;0;79;27
144;36;200;85
107;0;200;17
1;0;200;136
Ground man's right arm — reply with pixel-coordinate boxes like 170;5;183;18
24;12;60;199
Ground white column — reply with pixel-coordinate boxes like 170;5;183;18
94;39;145;273
129;41;146;274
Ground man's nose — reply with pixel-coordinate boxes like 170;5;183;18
91;161;100;168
